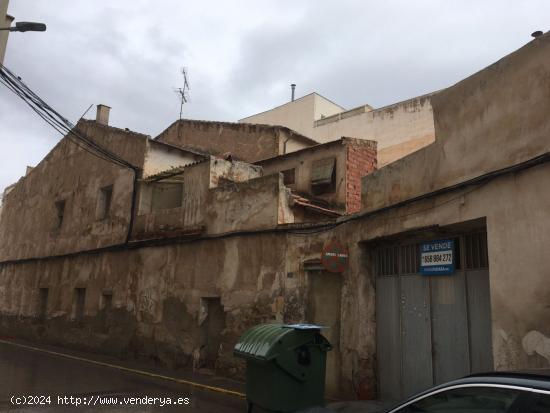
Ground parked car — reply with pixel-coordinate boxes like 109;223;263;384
378;370;550;413
303;370;550;413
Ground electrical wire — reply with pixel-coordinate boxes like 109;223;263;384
0;64;135;169
0;63;140;242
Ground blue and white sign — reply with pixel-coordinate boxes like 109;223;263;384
420;239;454;275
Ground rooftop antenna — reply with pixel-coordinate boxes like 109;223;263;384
174;67;190;121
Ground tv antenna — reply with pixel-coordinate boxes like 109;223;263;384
174;67;190;120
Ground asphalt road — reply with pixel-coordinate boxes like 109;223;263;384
0;341;246;412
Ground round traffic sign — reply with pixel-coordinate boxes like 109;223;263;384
321;242;349;273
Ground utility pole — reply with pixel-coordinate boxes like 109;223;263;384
0;0;14;65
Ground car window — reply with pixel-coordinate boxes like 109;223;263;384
393;386;523;413
527;393;550;413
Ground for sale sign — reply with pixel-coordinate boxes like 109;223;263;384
420;239;455;275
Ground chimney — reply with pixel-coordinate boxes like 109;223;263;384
96;104;111;125
291;84;296;101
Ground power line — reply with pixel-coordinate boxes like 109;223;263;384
0;63;140;242
0;64;135;169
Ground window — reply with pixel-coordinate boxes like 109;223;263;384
38;288;49;320
55;200;65;228
98;185;113;220
394;386;522;413
311;158;336;195
101;292;113;311
151;183;183;211
73;288;86;322
282;168;295;185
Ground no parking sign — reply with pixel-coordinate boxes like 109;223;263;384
321;242;349;273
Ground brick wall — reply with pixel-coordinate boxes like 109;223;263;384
345;139;377;213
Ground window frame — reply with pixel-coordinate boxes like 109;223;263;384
310;157;336;195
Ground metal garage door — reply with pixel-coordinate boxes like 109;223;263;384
375;232;492;401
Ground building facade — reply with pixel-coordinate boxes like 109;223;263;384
240;91;435;168
0;33;549;403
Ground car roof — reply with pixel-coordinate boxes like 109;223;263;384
394;370;550;407
439;371;550;392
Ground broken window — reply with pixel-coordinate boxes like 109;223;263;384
55;200;65;228
73;288;86;322
282;168;296;185
311;157;336;195
151;183;183;211
38;288;49;320
98;185;113;220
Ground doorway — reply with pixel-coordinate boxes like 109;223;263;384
375;231;492;400
307;271;342;398
200;297;225;370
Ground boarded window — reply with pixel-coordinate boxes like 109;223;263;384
55;200;65;228
311;158;336;194
282;168;295;185
98;185;113;220
151;183;183;211
101;292;113;311
38;288;49;320
73;288;86;322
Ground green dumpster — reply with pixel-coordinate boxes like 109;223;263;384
234;323;332;413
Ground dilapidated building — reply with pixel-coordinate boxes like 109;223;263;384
0;33;549;403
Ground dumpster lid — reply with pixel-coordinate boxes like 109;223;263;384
234;323;327;361
284;323;326;330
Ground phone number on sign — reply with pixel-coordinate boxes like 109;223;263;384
421;252;452;265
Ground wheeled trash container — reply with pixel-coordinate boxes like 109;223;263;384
234;323;332;412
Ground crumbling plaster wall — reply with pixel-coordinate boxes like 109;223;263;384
0;218;375;399
360;34;550;373
313;95;435;167
258;142;349;210
143;140;203;178
133;159;288;236
0;137;134;261
362;35;550;212
76;120;149;169
0;233;300;375
155;120;304;163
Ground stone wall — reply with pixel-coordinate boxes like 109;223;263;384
155;119;316;163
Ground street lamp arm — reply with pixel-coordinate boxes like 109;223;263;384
0;21;46;32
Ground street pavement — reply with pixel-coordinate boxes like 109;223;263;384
0;340;246;412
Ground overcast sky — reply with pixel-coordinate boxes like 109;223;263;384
0;0;548;193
